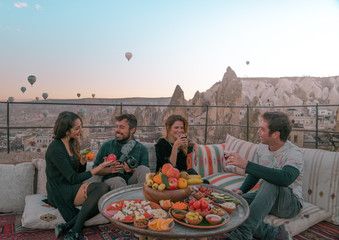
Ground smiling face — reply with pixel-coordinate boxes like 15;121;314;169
115;118;135;141
167;120;185;140
67;118;82;140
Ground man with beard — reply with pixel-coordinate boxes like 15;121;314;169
93;114;150;190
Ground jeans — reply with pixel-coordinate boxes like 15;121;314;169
229;180;302;240
104;165;150;190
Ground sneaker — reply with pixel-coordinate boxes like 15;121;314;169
275;224;290;240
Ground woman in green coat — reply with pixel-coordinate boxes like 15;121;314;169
45;111;113;240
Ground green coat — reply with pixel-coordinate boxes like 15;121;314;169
45;139;92;221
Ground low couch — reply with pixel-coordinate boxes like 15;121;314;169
0;135;338;238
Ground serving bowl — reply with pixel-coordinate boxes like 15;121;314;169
143;183;191;203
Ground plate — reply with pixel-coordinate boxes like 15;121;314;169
148;219;175;232
103;199;161;223
169;208;230;229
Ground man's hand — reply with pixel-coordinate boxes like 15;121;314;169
232;188;243;195
122;162;135;173
110;161;123;174
225;153;248;169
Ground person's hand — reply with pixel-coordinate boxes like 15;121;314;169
122;162;135;173
174;134;188;148
110;161;123;174
225;152;248;169
232;188;243;195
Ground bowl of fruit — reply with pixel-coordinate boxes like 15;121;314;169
143;164;193;203
185;212;203;225
188;199;211;217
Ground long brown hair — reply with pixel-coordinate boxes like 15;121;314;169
163;114;189;155
53;111;83;167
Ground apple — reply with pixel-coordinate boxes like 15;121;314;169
104;154;117;162
167;177;178;190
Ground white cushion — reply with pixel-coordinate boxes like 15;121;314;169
0;162;35;213
264;202;331;236
32;159;47;194
301;148;339;224
21;194;109;229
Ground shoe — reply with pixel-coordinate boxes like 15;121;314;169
63;229;80;240
275;224;290;240
54;223;69;238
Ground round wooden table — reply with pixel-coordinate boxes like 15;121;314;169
98;183;249;239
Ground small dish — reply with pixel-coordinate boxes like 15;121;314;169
171;209;187;220
159;200;172;211
193;191;205;200
210;206;226;216
134;219;149;229
220;202;237;213
188;206;211;217
185;215;203;225
148;218;175;232
205;214;222;225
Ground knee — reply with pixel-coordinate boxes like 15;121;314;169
100;182;110;194
136;165;151;173
259;180;279;193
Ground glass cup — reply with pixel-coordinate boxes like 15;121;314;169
224;150;235;170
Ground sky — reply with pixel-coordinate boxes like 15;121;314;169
1;0;339;101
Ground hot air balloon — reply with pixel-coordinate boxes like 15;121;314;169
77;93;81;98
21;87;26;93
28;75;36;86
8;97;14;102
42;93;48;100
35;97;39;101
125;52;132;61
92;93;95;98
246;61;250;65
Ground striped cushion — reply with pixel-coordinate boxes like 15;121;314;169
203;172;260;191
187;144;225;178
264;202;331;237
301;148;339;224
223;134;258;175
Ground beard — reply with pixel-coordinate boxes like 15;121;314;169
116;131;131;142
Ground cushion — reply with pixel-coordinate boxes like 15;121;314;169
264;202;331;236
32;159;47;194
223;134;258;175
187;144;225;178
301;148;339;224
203;172;247;190
21;194;109;229
0;162;35;213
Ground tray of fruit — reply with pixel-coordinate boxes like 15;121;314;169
103;199;160;223
143;164;204;203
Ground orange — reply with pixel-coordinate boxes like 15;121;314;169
86;152;95;160
178;177;188;189
153;174;163;184
161;163;173;176
166;167;180;179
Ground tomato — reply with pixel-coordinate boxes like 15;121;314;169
124;215;133;221
143;212;151;218
200;200;208;209
193;201;201;210
189;199;195;206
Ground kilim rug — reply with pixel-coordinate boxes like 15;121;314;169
1;214;338;240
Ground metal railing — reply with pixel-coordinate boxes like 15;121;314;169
1;101;338;153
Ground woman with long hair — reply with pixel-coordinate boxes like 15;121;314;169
155;114;199;174
45;111;113;240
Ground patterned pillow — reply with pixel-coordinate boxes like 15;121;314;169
0;162;35;213
187;144;225;178
301;148;339;224
264;202;331;237
22;194;108;229
223;134;258;175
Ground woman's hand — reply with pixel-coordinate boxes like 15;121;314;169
173;134;188;148
109;161;123;174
